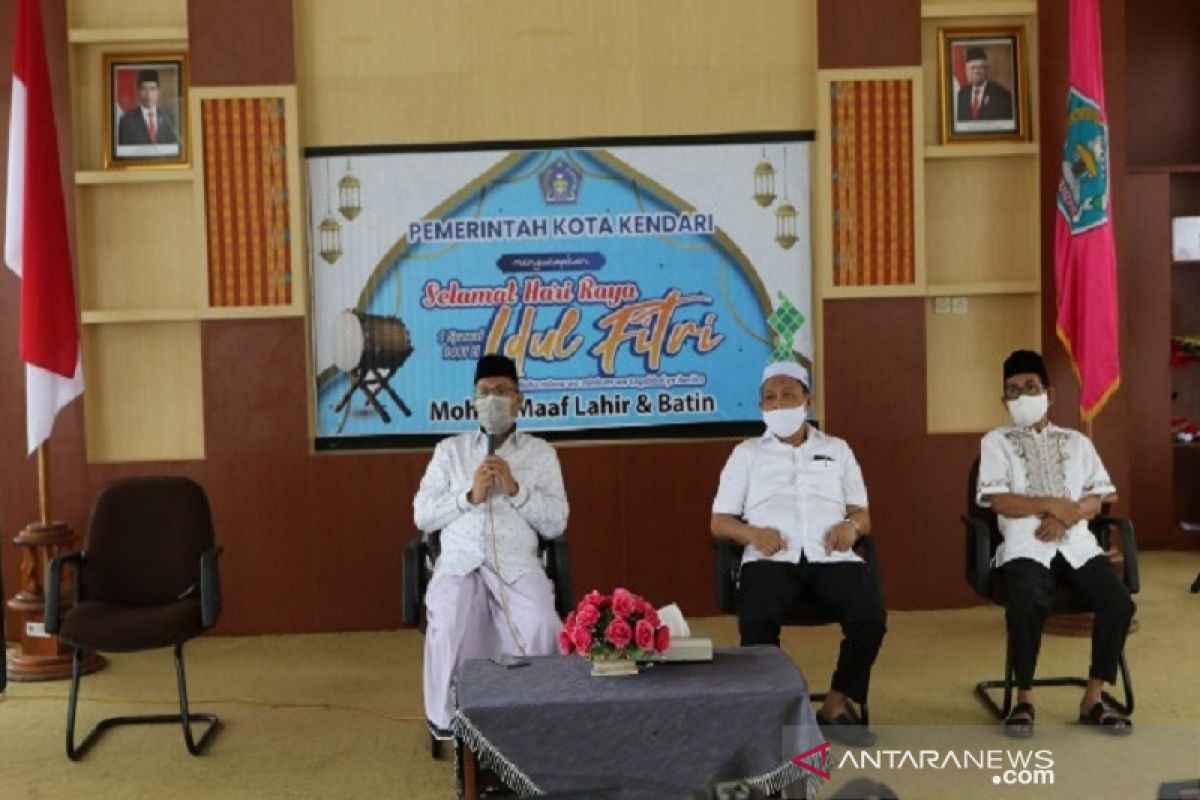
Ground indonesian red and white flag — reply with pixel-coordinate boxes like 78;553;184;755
5;0;83;453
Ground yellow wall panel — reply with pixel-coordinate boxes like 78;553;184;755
926;294;1040;433
82;322;205;463
76;182;202;311
295;0;818;146
68;0;187;30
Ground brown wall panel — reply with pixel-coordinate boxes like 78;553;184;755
823;297;979;610
188;0;296;86
1126;0;1200;167
1123;174;1175;546
817;0;920;70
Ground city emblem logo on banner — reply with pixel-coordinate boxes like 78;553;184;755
540;158;582;205
1056;87;1109;235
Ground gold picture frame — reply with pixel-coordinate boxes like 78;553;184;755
937;28;1029;144
102;52;189;169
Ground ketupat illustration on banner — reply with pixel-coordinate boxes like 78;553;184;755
307;136;812;448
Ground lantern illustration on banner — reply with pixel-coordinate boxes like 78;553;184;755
338;158;362;221
753;147;777;207
318;160;342;264
774;148;798;250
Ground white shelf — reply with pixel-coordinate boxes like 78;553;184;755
75;169;195;186
82;308;204;325
927;281;1039;296
925;142;1039;160
921;1;1036;19
68;27;188;44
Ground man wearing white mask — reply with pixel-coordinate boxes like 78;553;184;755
414;353;568;740
711;361;885;747
977;349;1133;738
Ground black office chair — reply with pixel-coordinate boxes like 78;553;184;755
962;456;1139;719
402;530;572;757
44;477;223;759
714;535;882;725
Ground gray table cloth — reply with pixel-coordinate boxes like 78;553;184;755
453;645;825;799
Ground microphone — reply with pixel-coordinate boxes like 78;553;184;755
487;433;498;456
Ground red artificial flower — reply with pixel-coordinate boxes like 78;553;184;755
654;625;671;653
605;618;633;649
576;602;601;630
634;619;655;651
641;606;661;627
611;588;637;619
559;627;574;655
583;590;609;608
572;625;593;654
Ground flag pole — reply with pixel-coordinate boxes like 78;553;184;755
37;444;50;525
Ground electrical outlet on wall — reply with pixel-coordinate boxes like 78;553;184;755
952;296;969;315
934;296;951;314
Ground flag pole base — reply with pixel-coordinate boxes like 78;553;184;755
5;521;106;681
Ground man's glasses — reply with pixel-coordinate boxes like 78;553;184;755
1003;379;1046;400
475;386;516;399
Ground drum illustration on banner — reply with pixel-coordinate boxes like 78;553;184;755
308;137;813;448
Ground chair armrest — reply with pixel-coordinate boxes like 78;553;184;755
44;551;84;635
1092;515;1139;594
713;539;743;614
199;546;223;630
402;536;424;627
962;515;993;600
542;539;573;619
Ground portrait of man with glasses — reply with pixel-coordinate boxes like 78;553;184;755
413;353;569;741
975;349;1134;739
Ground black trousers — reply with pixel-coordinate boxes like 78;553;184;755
1002;553;1135;690
738;558;887;705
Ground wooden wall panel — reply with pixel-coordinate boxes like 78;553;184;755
1125;0;1200;168
823;297;978;609
188;0;295;86
1123;174;1175;546
817;0;920;69
295;0;819;147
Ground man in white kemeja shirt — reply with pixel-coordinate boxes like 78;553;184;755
711;361;886;747
414;353;568;740
977;349;1133;738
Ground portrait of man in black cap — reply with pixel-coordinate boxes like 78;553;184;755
954;43;1015;126
115;65;180;150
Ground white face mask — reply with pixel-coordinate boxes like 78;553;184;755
763;406;807;439
1006;394;1049;428
474;394;516;436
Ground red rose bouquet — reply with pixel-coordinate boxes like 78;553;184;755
559;587;671;663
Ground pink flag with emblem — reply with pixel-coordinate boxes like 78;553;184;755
1054;0;1119;421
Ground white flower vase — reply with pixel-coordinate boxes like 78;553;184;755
589;651;639;677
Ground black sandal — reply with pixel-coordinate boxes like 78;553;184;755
1003;702;1035;738
1079;701;1132;735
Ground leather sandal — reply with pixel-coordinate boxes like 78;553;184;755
1079;701;1132;735
1003;702;1035;739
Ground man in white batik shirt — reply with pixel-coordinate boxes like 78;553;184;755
977;349;1133;739
414;354;568;740
711;361;886;748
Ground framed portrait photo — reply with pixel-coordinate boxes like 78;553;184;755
938;28;1029;144
103;53;188;169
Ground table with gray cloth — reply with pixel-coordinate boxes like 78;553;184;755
452;645;826;799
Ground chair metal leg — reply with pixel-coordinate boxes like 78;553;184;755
64;643;220;760
975;636;1133;720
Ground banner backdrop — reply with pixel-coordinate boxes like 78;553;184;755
307;135;812;449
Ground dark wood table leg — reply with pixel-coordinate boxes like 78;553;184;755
461;739;479;800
